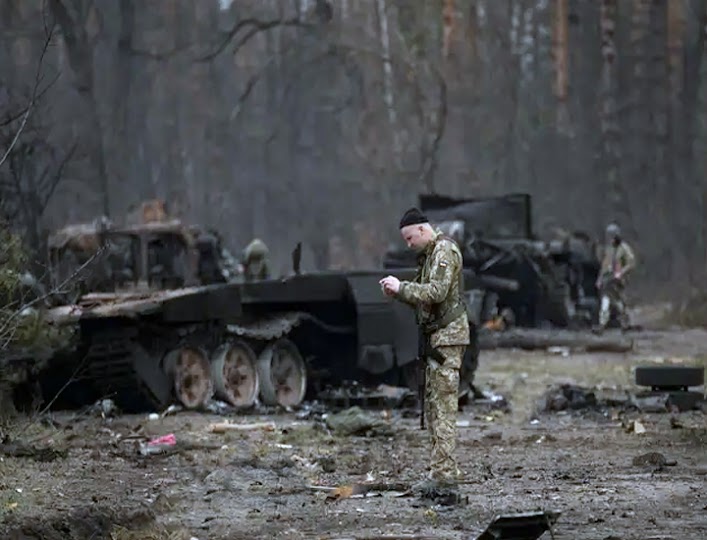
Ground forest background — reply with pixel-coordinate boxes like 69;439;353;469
1;0;706;301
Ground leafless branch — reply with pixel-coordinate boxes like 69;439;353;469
0;74;61;129
198;17;311;62
417;71;447;192
0;245;106;349
0;24;55;170
41;142;77;208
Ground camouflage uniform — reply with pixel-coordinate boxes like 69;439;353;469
395;230;470;483
598;240;636;328
242;238;270;281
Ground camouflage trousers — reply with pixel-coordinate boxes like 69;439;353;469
598;285;629;329
425;345;464;483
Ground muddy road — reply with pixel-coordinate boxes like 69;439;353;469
1;323;705;540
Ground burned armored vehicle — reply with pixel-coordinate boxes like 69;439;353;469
383;193;601;328
42;206;479;413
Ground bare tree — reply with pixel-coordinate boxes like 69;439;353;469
48;0;110;217
599;0;633;234
552;0;570;134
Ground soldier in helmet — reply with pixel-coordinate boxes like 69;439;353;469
380;208;470;492
595;222;636;331
242;238;270;281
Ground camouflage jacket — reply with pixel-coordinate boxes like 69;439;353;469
396;230;470;348
600;241;636;280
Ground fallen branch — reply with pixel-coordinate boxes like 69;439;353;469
478;328;634;353
308;481;411;502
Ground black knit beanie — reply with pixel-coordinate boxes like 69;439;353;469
399;207;429;229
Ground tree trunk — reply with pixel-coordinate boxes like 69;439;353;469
553;0;571;134
442;0;455;59
700;3;707;279
677;0;707;281
467;0;479;67
375;0;401;168
48;0;110;218
599;0;633;232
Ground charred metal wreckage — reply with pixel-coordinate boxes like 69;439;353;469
384;193;602;329
29;201;478;413
9;194;602;414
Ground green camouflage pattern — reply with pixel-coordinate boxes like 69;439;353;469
396;230;470;348
598;240;636;328
394;230;470;482
600;241;636;279
426;345;463;482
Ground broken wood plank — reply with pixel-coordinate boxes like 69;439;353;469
208;421;276;433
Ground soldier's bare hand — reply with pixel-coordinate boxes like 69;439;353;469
379;276;400;295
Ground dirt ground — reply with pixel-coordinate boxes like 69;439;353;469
1;308;706;540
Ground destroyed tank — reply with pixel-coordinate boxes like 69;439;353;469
383;193;601;329
41;202;479;414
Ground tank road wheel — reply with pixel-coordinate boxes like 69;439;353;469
210;341;259;408
256;339;307;407
163;346;214;409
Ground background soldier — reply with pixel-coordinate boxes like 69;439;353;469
242;238;270;281
595;222;636;331
380;208;470;490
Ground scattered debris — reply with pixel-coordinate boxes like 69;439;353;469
325;407;394;437
139;433;177;456
475;510;561;540
626;420;646;434
539;382;706;416
547;346;570;356
463;389;511;413
410;480;466;506
90;399;118;419
0;438;67;462
630;394;670;412
208;421;276;433
201;400;234;415
310;481;411;502
540;384;597;412
161;404;183;417
632;452;677;470
318;384;414;410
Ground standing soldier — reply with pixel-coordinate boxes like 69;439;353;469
379;208;470;490
595;223;636;332
242;238;270;281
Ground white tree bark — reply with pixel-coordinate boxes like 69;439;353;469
375;0;401;167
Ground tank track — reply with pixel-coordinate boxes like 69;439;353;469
83;330;160;412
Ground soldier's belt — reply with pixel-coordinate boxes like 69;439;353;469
422;302;466;335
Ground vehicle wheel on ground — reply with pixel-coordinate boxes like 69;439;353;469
210;340;259;408
635;366;704;390
256;338;307;407
163;346;214;409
